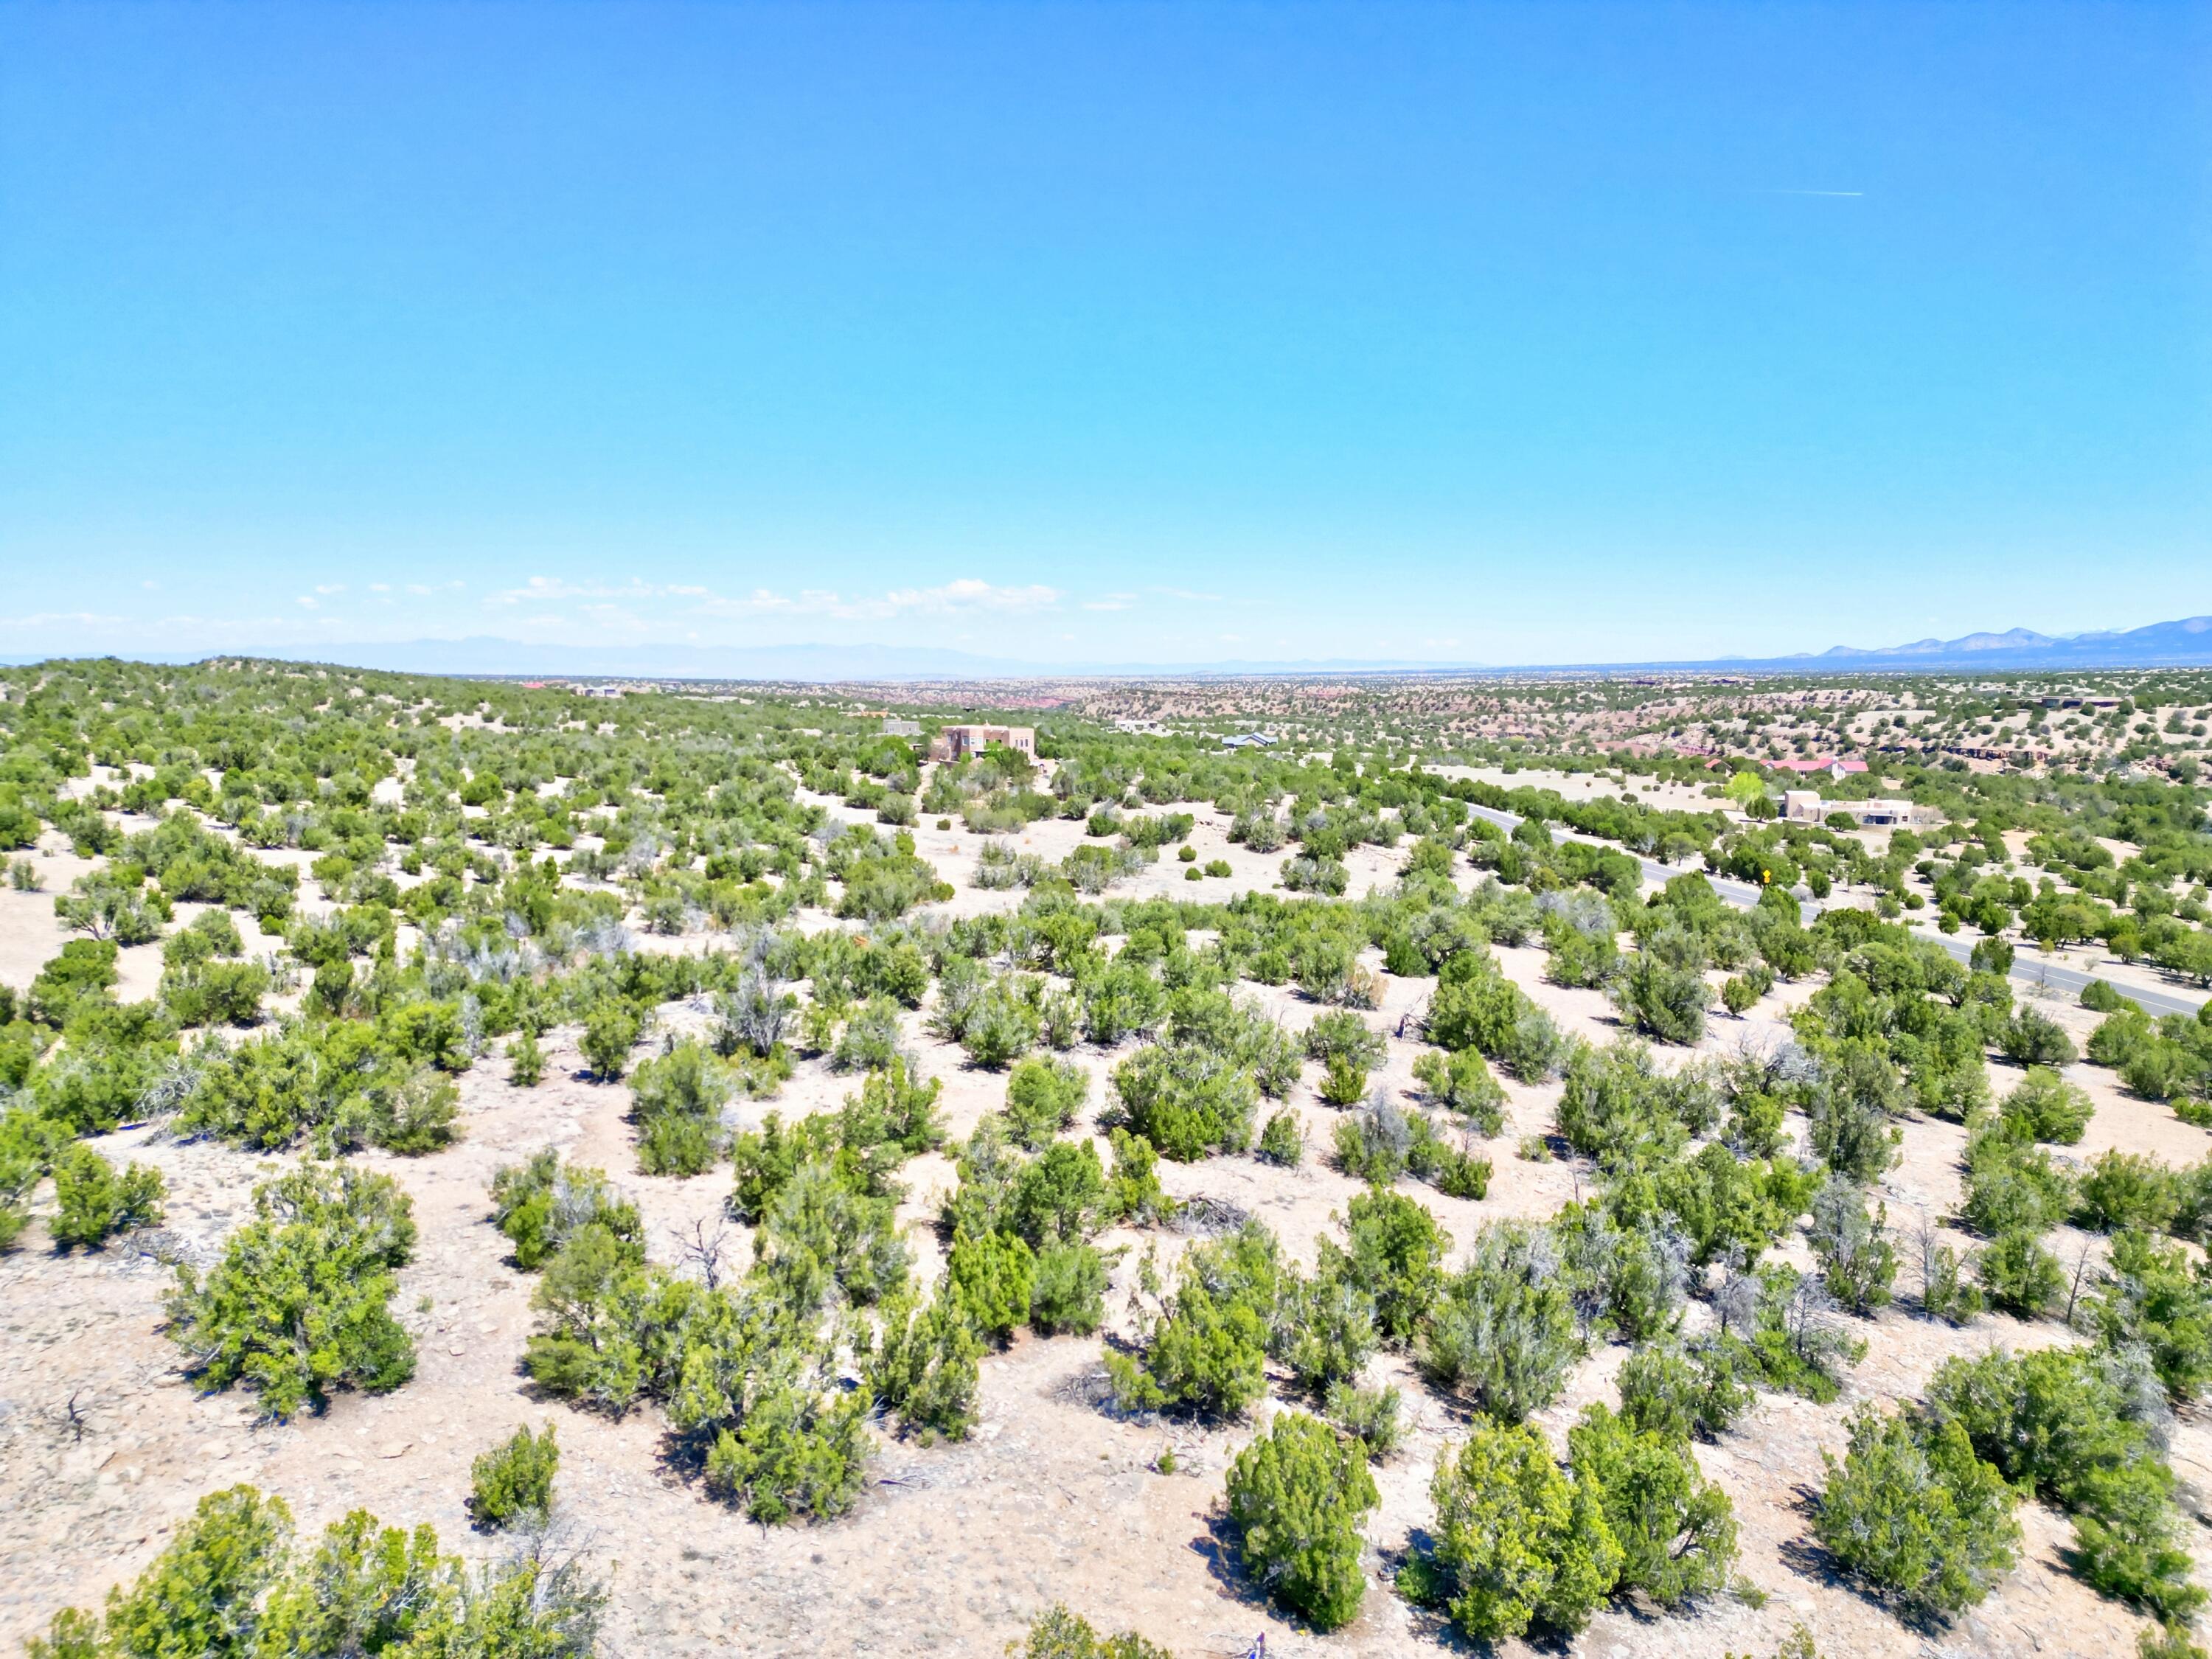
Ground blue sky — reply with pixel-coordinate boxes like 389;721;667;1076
1;1;2205;667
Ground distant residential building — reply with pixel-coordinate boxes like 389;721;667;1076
851;708;921;735
1784;791;1938;829
1943;743;2053;766
1773;757;1868;780
928;723;1036;762
1220;732;1278;750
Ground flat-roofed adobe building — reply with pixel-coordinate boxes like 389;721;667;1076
1783;790;1939;829
928;723;1036;762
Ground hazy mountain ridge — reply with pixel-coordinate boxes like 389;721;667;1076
1820;626;2060;658
1795;615;2212;667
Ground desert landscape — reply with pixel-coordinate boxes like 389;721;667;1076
3;660;2211;1659
7;9;2205;1655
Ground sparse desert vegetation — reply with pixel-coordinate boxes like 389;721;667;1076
2;656;2212;1657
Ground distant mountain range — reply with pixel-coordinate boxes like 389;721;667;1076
10;614;2211;681
1547;615;2212;675
1788;615;2212;669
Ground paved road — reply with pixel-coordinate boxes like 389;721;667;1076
1461;801;2208;1020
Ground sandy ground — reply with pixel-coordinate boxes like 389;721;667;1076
1433;765;1728;815
1;780;2206;1659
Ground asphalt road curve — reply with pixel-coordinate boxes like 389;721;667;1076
1459;802;2208;1020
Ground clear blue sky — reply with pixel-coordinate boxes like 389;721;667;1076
1;1;2205;667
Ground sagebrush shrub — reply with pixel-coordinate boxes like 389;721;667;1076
1416;1220;1579;1422
1617;1336;1754;1442
1332;1094;1411;1184
946;1228;1036;1341
2093;1231;2212;1402
1412;1046;1506;1135
2000;1010;2079;1069
488;1150;643;1271
1004;1055;1089;1150
1567;1402;1737;1607
1324;1380;1402;1461
1809;1179;1898;1316
579;1004;641;1080
469;1422;558;1530
1256;1108;1305;1166
165;1164;417;1419
1224;1411;1379;1630
869;1288;981;1439
1013;1605;1173;1659
1976;1228;2062;1320
1108;1225;1279;1417
629;1037;735;1176
1406;1418;1619;1642
1815;1404;2020;1618
1274;1265;1378;1394
48;1145;164;1249
1029;1241;1107;1336
2000;1067;2094;1144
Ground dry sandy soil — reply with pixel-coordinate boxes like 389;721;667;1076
1434;765;1727;817
3;777;2209;1659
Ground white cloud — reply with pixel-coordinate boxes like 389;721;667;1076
0;610;130;629
694;577;1061;621
490;577;662;605
314;582;346;595
296;596;319;609
872;578;1060;616
1082;593;1138;612
492;573;1061;623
